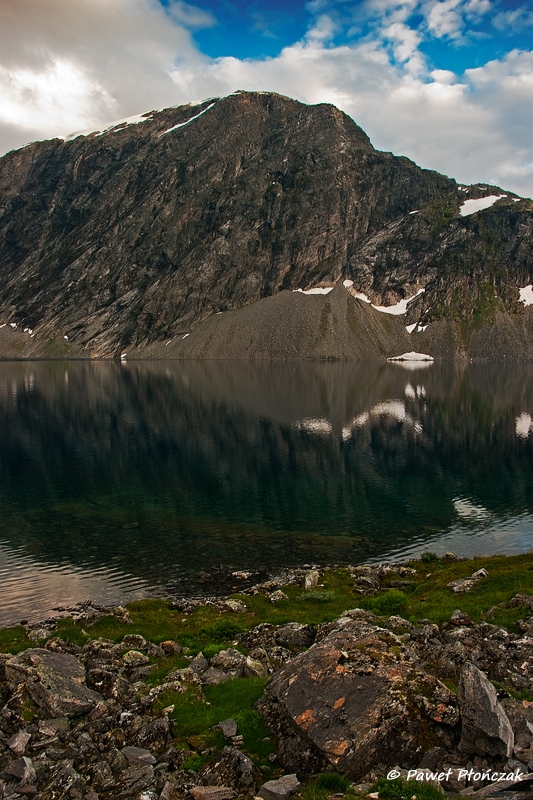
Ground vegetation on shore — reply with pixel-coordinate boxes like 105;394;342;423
2;551;533;799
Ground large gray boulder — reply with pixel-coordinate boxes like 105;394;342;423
458;661;514;757
5;648;102;718
258;616;459;780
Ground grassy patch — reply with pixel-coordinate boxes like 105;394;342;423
361;590;408;617
372;776;444;800
0;625;32;654
301;773;351;800
155;675;274;765
363;553;533;628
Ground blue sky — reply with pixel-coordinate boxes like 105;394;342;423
0;0;532;196
184;0;533;66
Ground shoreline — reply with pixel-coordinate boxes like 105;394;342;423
2;552;533;799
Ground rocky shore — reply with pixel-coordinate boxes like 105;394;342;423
2;559;533;800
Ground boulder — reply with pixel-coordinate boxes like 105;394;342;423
275;623;316;650
257;774;301;800
5;648;103;718
458;662;514;757
258;617;459;780
4;756;36;786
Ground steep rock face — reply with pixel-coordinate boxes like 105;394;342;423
0;90;531;358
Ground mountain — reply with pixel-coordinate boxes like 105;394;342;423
0;90;532;359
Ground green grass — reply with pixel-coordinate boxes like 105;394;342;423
154;675;274;766
371;776;444;800
0;625;32;654
354;553;533;629
301;773;351;800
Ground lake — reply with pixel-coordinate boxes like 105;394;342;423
1;358;533;626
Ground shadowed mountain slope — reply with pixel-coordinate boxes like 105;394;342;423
0;90;532;359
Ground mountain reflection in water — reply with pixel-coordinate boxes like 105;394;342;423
1;359;533;625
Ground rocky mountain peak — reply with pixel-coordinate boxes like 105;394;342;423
0;91;531;359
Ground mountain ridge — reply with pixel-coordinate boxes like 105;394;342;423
0;90;531;359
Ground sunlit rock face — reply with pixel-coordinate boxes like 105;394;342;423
0;90;532;359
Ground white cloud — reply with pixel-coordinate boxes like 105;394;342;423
425;0;465;39
0;0;532;200
493;7;533;32
0;0;209;148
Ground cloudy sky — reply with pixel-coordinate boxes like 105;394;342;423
1;0;532;196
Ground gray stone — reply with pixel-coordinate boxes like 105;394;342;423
257;774;301;800
201;746;260;793
7;731;31;756
458;662;514;757
219;719;238;739
303;571;319;590
5;756;36;785
122;649;150;667
122;745;157;766
189;653;209;674
209;649;246;671
190;788;236;800
202;668;241;686
243;657;268;678
269;591;289;603
274;623;316;649
5;648;102;718
42;763;86;799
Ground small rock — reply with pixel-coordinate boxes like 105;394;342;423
257;774;301;800
7;730;31;756
219;719;238;739
210;649;246;671
190;788;236;800
269;591;289;603
122;649;150;667
303;571;319;590
122;745;157;766
160;640;182;655
223;600;247;613
190;653;209;674
243;657;268;678
27;628;50;641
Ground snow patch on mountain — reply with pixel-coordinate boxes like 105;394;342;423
460;195;506;216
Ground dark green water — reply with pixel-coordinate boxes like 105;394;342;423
1;359;533;625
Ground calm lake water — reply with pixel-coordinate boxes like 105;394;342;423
1;359;533;626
